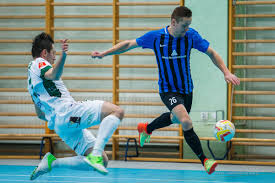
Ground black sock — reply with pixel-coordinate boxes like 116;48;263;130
184;128;207;165
146;112;172;134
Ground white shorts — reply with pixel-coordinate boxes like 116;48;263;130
53;100;104;155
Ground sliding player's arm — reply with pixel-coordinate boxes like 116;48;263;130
44;39;68;80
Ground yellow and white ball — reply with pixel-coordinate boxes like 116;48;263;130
213;120;235;142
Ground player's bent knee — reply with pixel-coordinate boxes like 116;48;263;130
178;115;191;124
181;119;193;131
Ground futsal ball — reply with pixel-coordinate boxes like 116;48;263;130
213;120;235;142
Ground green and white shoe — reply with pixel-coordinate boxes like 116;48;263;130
84;154;108;175
30;152;56;180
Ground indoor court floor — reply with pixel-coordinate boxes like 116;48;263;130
0;160;275;183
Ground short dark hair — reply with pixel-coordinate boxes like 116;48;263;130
31;32;54;58
171;6;192;23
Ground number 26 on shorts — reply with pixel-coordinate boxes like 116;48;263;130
169;97;177;106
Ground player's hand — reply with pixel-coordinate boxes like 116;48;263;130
224;72;240;86
91;51;105;59
61;39;68;53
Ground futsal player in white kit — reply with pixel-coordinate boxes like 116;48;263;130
28;32;124;180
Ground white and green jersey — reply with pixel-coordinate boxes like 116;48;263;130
27;57;75;129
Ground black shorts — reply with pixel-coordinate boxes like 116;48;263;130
160;92;193;113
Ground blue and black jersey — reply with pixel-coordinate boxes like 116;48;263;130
136;26;209;94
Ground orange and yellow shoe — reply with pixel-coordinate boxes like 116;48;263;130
137;122;152;147
204;159;218;175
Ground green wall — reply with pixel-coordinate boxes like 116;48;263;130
187;0;228;119
183;0;229;159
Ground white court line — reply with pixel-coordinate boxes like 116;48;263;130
0;179;247;183
0;175;247;183
0;180;102;183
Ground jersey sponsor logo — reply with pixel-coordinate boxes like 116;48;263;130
160;44;167;47
162;49;187;59
38;62;47;69
162;55;186;59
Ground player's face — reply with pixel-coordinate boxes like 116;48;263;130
45;44;56;64
174;17;192;37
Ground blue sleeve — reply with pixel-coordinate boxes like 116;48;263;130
192;30;210;53
136;31;155;49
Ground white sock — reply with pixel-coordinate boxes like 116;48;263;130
92;115;120;156
51;156;92;171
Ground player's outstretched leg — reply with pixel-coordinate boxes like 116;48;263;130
30;152;108;180
85;103;124;175
30;152;56;180
84;115;121;175
184;128;218;174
